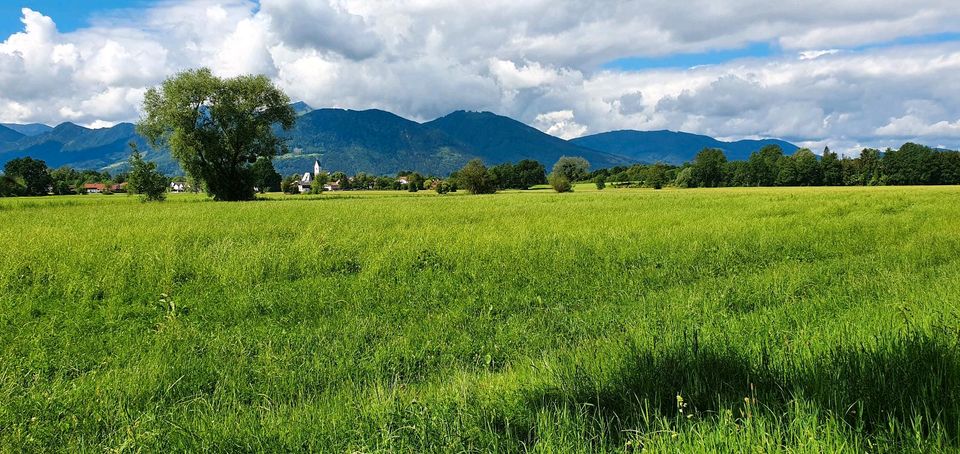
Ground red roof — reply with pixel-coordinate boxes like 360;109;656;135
84;183;106;190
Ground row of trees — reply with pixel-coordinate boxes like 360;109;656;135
451;157;585;194
8;142;959;199
588;162;678;189
2;157;124;197
681;143;960;188
1;151;168;201
450;159;548;194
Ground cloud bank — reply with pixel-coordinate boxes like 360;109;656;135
2;0;960;154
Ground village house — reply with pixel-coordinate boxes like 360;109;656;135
84;183;106;194
170;182;189;193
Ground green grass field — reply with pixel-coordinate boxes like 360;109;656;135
1;187;959;452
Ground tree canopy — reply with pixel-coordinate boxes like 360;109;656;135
689;148;727;187
489;159;547;190
748;145;784;186
4;157;52;196
137;68;296;201
127;144;168;202
552;156;590;183
251;157;282;193
456;159;497;194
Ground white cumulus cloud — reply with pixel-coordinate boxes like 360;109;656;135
0;0;959;153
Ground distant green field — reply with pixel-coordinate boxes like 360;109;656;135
1;187;959;452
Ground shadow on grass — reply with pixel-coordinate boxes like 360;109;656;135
519;330;960;448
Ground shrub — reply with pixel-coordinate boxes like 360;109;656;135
675;167;692;188
281;175;301;194
0;175;23;197
127;145;168;202
549;173;573;193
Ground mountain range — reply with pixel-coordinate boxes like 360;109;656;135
571;130;798;163
0;106;799;175
1;123;53;137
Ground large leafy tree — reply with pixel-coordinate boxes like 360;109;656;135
689;148;727;187
456;159;496;194
137;68;296;201
488;159;546;190
793;148;822;186
883;142;936;185
552;156;590;183
489;162;518;190
747;145;783;186
937;151;960;185
645;162;671;189
859;148;883;185
776;154;798;186
821;147;843;186
515;159;547;189
3;157;51;196
726;160;751;186
251;157;282;193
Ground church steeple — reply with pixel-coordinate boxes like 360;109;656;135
313;160;321;178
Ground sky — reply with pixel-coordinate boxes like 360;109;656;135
2;1;960;154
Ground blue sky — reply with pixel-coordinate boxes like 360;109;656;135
606;34;960;71
604;43;777;71
2;0;960;152
0;1;149;36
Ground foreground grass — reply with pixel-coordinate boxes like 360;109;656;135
1;187;959;452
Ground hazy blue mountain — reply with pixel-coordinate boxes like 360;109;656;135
290;101;314;116
0;122;177;173
425;111;630;169
276;108;476;176
1;123;53;137
571;130;799;165
0;124;25;145
0;108;801;176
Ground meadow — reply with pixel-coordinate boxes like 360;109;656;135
1;186;959;452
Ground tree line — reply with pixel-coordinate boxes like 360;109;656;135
1;157;125;197
1;151;169;201
675;143;960;188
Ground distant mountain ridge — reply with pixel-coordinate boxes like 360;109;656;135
0;106;800;175
0;124;24;145
0;122;177;173
571;130;799;165
275;108;476;176
289;101;313;116
1;123;53;137
424;111;629;169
